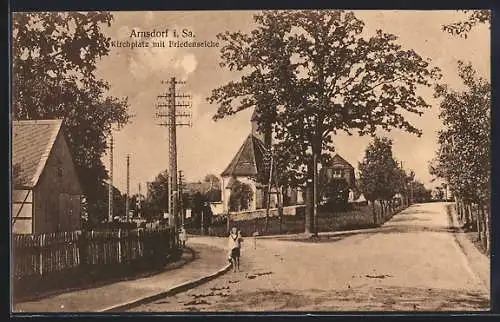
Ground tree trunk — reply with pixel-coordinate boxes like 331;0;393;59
468;203;475;232
378;200;383;224
460;201;466;227
455;198;462;224
485;203;491;254
304;181;313;234
456;201;461;225
278;185;284;235
371;201;377;225
475;203;482;241
463;201;470;230
312;152;318;236
479;204;486;249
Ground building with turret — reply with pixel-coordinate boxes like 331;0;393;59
220;109;273;212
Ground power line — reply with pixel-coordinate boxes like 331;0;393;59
108;133;114;223
125;154;130;222
178;170;185;227
155;77;191;232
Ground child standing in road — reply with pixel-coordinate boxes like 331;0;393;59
179;225;187;248
228;227;243;272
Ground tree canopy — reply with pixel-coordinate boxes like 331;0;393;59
358;136;417;222
228;180;254;212
430;61;490;205
442;10;491;38
12;12;130;222
358;137;400;203
143;170;170;220
208;10;441;187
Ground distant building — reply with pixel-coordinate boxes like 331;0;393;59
12;120;83;234
319;153;356;203
319;154;355;188
320;154;356;188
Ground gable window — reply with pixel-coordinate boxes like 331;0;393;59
333;169;343;178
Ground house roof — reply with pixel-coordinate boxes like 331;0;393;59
12;119;63;188
355;194;366;202
250;108;259;121
329;154;354;170
221;134;268;177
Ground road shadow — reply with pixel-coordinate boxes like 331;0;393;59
208;285;490;311
285;217;459;244
13;247;195;304
389;215;433;223
397;209;439;215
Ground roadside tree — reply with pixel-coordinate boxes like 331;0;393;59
358;137;402;224
430;61;491;252
12;12;130;223
208;10;440;234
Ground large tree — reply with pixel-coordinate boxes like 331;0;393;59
431;61;490;206
430;61;490;250
12;12;130;222
203;174;222;202
208;10;440;233
358;137;403;224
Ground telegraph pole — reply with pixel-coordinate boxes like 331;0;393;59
155;77;191;232
138;183;142;218
265;147;274;233
178;170;185;226
108;133;114;222
125;154;130;221
313;152;318;236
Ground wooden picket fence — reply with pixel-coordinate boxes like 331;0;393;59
13;227;177;281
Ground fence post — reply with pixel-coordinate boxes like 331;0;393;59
38;235;44;276
118;228;122;264
78;231;84;267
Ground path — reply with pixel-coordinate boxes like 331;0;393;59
128;203;490;312
13;244;229;313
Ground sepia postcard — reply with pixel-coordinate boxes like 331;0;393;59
10;10;491;314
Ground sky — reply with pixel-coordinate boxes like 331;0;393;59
94;10;490;195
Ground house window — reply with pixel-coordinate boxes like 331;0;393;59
333;169;343;178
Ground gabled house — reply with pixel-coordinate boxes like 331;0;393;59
12;120;83;234
319;153;356;205
320;154;356;188
220;131;269;212
221;109;275;212
221;108;306;213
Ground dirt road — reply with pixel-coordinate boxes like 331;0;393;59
128;203;490;312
